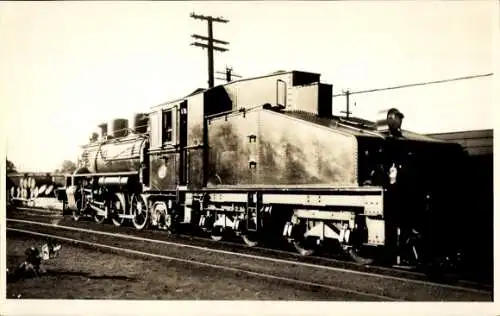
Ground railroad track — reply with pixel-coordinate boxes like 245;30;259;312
12;206;444;281
8;206;493;290
6;207;493;301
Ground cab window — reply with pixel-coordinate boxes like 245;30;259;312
162;110;173;143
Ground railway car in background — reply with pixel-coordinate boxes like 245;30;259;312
59;70;471;273
7;172;66;205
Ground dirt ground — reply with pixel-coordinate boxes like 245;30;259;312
5;232;366;300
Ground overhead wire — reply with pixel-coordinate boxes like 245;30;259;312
332;73;493;98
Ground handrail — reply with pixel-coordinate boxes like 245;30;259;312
205;104;265;120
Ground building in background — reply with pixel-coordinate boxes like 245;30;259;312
427;129;493;282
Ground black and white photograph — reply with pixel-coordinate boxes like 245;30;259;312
1;0;497;315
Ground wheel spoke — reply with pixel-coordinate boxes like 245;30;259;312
110;194;126;227
131;194;149;230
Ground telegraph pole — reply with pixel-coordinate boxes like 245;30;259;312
340;89;352;118
216;66;242;83
190;13;229;88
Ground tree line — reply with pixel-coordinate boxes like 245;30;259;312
6;158;77;174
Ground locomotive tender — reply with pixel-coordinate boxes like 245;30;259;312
62;70;467;267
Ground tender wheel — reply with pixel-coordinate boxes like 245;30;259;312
151;201;172;231
241;232;260;247
285;221;317;256
131;194;149;230
210;226;227;241
210;234;223;242
206;214;225;241
345;246;375;265
210;226;224;241
240;215;260;247
110;194;126;227
293;238;317;256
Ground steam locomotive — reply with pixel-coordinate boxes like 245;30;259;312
59;70;468;270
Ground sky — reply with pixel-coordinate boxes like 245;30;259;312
0;1;497;172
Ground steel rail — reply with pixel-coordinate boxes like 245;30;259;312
17;207;62;214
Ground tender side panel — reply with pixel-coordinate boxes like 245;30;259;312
258;110;358;186
207;109;358;187
207;110;257;186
